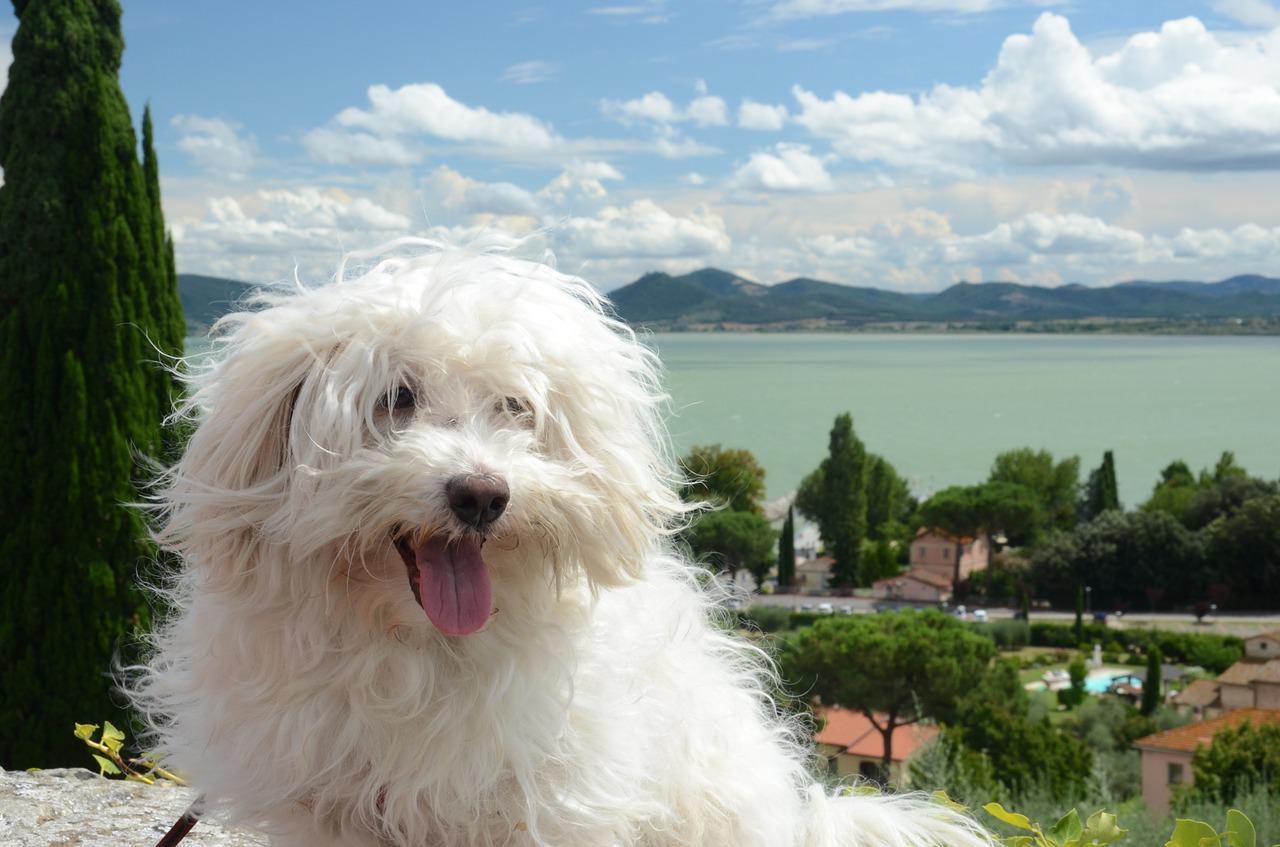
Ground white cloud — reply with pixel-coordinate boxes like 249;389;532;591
681;172;707;186
1213;0;1280;28
303;129;420;166
730;144;836;192
538;160;625;208
601;89;728;127
424;166;542;218
738;100;789;130
792;13;1280;172
0;27;11;95
585;1;670;23
172;187;416;281
687;95;730;127
556;199;731;259
304;82;560;165
770;0;1026;19
602;91;680;125
171;115;257;177
501;60;561;84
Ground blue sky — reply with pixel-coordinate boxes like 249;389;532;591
5;0;1280;290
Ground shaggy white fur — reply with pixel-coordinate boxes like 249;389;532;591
130;241;992;847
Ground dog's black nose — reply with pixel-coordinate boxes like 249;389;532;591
445;474;509;530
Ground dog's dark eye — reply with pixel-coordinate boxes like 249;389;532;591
383;386;417;412
504;397;529;415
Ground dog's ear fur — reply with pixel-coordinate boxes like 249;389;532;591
534;292;693;588
154;311;330;582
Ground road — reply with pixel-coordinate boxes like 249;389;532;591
745;593;1280;636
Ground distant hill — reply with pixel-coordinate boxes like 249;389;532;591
178;270;1280;336
607;270;1280;330
178;273;259;335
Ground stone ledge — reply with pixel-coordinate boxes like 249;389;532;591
0;768;265;847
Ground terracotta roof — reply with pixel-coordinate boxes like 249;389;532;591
1246;630;1280;642
1216;659;1280;686
1133;709;1280;753
1172;678;1221;708
901;567;954;590
814;706;938;763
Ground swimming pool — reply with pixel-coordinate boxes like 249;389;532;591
1085;670;1139;694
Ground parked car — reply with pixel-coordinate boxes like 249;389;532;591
840;605;856;615
816;603;834;615
973;609;988;623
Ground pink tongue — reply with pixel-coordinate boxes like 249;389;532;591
415;536;492;636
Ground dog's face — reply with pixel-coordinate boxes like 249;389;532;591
161;251;686;636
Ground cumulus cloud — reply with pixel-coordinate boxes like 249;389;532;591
304;82;560;164
171;115;257;177
171;187;416;280
792;13;1280;172
601;90;729;127
730;144;835;192
738;100;789;130
538;160;625;207
556;199;730;259
423;166;542;218
501;60;561;84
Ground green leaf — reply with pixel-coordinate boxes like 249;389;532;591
931;790;967;813
1005;837;1037;847
845;784;881;796
91;754;121;776
1082;810;1127;846
101;720;125;754
1167;820;1219;847
1225;811;1256;847
984;803;1036;833
1048;809;1083;847
73;723;98;741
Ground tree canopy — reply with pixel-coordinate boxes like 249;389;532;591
920;480;1042;548
1192;721;1280;804
989;448;1080;532
688;509;777;586
783;609;995;769
681;444;767;514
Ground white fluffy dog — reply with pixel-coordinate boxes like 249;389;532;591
132;242;991;847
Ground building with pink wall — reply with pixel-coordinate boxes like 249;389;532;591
909;528;989;583
1134;709;1280;815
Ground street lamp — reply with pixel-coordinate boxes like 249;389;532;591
1086;586;1092;616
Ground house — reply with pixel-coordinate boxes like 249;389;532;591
908;527;989;583
1133;708;1280;815
1170;630;1280;716
1172;678;1223;720
795;556;835;595
871;567;954;604
813;706;938;786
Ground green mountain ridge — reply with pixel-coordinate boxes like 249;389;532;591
179;270;1280;336
607;270;1280;329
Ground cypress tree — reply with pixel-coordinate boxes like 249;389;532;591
1142;647;1163;715
1082;450;1121;521
776;505;795;591
1074;587;1084;646
0;0;182;767
821;413;868;591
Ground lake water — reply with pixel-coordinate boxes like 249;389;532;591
183;332;1280;507
649;333;1280;505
